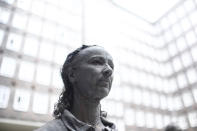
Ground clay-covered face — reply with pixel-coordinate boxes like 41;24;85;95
71;46;114;100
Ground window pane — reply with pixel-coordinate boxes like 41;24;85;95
158;49;169;62
23;36;39;57
168;79;178;92
13;88;30;111
142;90;150;106
172;116;178;123
115;102;124;117
18;61;35;82
112;87;122;101
52;68;63;88
117;120;125;131
160;95;167;110
162;63;173;76
172;57;182;72
32;92;48;114
185;31;197;46
45;3;58;21
189;10;197;25
155;77;163;91
151;92;159;108
46;0;59;6
0;8;10;24
186;68;197;84
174;96;182;110
0;29;5;46
124;108;135;126
133;88;142;105
176;6;185;19
177;73;188;88
6;33;22;51
172;24;182;37
120;67;133;84
55;27;68;43
59;0;81;15
167;97;174;111
181;51;192;67
0;85;10;108
160;15;169;29
139;72;148;87
182;91;194;107
176;37;187;52
1;0;15;4
12;12;28;30
31;0;45;17
180;18;191;32
184;0;195;12
192;88;197;103
27;16;43;35
178;116;188;129
57;10;80;30
136;110;145;127
16;0;32;11
163;115;171;127
58;30;81;46
101;100;116;116
42;22;56;40
122;86;132;103
191;45;197;62
39;42;54;61
188;111;197;127
36;64;51;85
108;101;116;116
146;112;154;128
155;114;163;129
168;12;177;25
54;46;68;65
168;43;178;57
163;30;173;42
0;56;16;77
147;74;155;89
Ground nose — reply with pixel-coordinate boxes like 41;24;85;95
102;65;113;78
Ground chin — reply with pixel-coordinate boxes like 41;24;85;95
94;89;110;100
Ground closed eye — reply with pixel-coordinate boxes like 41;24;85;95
91;59;103;65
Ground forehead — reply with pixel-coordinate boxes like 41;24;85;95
76;46;113;61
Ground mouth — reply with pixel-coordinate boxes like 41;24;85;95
98;79;110;87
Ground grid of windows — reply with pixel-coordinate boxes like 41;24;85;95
0;0;81;122
156;0;197;130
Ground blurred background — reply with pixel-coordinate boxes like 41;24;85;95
0;0;197;131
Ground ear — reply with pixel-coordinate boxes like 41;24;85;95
68;67;76;83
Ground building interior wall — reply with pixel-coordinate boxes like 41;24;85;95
0;0;197;131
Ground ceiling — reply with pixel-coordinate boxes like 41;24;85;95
112;0;182;23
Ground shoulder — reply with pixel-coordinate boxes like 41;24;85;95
34;119;67;131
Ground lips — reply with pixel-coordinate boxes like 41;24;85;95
98;79;111;87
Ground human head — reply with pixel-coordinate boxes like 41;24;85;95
164;125;182;131
53;45;114;118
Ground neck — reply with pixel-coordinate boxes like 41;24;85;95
71;91;101;127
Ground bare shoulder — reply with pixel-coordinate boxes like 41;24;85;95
34;119;67;131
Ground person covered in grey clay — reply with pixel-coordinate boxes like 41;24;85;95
35;45;117;131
